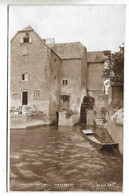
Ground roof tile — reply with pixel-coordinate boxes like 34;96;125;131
52;42;85;59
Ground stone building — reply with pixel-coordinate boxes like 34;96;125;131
87;51;110;118
11;26;55;124
10;25;109;125
10;25;87;125
52;42;87;113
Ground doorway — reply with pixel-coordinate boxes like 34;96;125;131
80;95;95;123
22;91;28;105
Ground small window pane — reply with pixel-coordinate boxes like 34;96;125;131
62;80;68;85
61;95;69;102
22;74;25;80
24;37;29;43
22;74;28;81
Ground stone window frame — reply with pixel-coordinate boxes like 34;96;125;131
61;79;68;86
20;33;32;44
24;37;29;43
34;89;40;100
21;90;29;106
61;95;69;102
21;74;28;81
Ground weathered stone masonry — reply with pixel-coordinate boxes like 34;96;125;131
10;25;109;125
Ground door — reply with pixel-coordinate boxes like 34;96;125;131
22;91;28;105
80;95;95;123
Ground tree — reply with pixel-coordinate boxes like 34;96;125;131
103;45;124;83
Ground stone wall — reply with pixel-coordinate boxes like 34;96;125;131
87;61;105;118
10;30;50;121
11;27;109;126
107;118;123;155
58;111;80;126
10;114;26;125
108;83;123;107
81;47;87;102
60;59;81;112
107;107;123;155
49;51;61;124
87;62;104;91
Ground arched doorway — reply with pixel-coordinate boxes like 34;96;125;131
80;95;95;123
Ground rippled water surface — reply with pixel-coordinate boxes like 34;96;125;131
10;125;123;191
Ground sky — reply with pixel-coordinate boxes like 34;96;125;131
9;5;125;52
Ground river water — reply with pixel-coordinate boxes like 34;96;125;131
10;125;123;191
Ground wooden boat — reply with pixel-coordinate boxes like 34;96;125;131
82;129;118;152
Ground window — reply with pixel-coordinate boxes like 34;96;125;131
62;79;68;85
23;37;29;43
20;33;32;44
24;33;29;43
22;74;25;80
34;90;40;100
61;95;69;102
22;74;28;81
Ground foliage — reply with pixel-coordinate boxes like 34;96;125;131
10;106;22;114
103;46;124;83
66;110;73;118
82;95;95;110
101;107;108;115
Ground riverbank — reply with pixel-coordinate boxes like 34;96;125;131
107;108;123;155
10;119;46;130
10;113;49;129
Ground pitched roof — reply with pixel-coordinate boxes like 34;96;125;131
11;25;34;42
18;25;34;32
52;42;85;59
11;26;86;60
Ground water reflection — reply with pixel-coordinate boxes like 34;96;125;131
10;125;122;191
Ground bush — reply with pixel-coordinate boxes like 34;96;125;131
101;107;107;115
66;110;73;119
